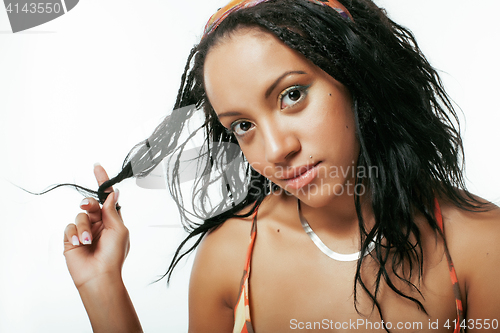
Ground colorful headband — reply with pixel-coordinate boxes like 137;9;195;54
203;0;352;38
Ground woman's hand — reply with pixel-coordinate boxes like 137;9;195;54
62;165;142;332
63;164;129;289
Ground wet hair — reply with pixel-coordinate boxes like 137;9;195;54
50;0;485;326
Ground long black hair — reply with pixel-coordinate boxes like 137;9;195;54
66;0;484;325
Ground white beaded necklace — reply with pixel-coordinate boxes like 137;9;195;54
297;200;377;262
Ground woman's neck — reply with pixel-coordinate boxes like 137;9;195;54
280;190;375;241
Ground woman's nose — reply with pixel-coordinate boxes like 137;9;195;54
262;123;300;164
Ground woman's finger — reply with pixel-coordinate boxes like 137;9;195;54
75;212;93;245
114;189;122;218
80;197;102;223
93;163;122;217
101;192;124;229
94;163;112;189
64;223;80;246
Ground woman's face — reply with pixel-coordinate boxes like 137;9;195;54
204;28;360;207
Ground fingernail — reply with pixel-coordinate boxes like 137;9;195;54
72;235;80;246
94;162;101;168
81;231;92;245
80;198;89;207
114;189;120;204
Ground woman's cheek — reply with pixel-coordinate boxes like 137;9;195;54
240;146;261;172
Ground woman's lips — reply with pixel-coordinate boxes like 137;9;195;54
282;162;321;190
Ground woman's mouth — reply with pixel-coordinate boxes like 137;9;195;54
282;162;321;190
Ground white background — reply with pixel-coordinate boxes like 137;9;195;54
0;1;499;332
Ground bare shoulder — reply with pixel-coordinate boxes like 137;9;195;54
195;205;256;283
188;204;256;333
440;197;500;265
439;196;500;321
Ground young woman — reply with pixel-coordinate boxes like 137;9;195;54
62;0;500;332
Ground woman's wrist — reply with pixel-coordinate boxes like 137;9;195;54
77;273;143;333
75;270;123;292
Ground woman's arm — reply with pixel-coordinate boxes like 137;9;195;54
463;208;500;331
446;203;500;331
188;217;253;333
77;273;142;333
63;165;142;333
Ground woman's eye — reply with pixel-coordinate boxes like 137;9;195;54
231;121;254;137
280;85;309;109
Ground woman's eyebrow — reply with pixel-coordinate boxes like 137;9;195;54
265;70;307;98
217;111;243;119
